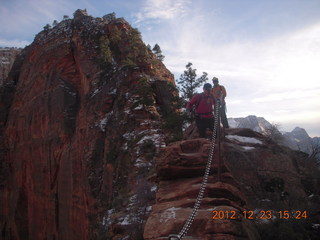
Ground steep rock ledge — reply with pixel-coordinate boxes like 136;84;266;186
144;128;320;239
144;137;260;240
0;10;175;240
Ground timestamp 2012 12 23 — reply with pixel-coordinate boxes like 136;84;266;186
212;210;308;220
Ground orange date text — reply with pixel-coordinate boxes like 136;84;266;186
212;210;308;220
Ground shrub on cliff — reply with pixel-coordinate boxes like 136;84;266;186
99;35;112;64
177;62;208;104
152;43;164;61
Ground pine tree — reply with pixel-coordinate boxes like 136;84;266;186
152;43;165;61
43;24;51;31
52;20;58;27
177;62;208;103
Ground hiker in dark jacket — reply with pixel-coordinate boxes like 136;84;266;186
186;83;215;138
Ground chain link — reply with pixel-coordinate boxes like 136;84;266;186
174;100;220;240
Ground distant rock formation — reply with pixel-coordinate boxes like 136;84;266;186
228;115;275;135
229;115;318;155
282;127;313;154
0;47;22;85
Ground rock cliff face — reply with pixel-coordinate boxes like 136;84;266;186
0;47;22;85
0;10;176;240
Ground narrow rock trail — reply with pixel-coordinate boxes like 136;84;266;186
144;137;260;240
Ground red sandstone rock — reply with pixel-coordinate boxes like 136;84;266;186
144;129;320;239
0;10;175;240
144;138;259;240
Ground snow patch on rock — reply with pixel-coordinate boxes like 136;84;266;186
160;207;180;223
227;135;263;145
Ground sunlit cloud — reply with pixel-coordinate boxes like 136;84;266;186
134;0;191;24
149;8;320;135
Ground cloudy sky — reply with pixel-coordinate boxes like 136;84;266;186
1;0;320;136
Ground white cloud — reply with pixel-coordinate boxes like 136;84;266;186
134;0;191;23
147;9;320;135
0;0;81;39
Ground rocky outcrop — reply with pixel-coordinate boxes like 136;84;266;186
228;116;274;135
228;115;319;155
282;127;313;154
144;137;260;240
144;128;320;239
0;47;22;85
0;10;176;240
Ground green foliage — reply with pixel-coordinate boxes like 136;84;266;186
52;20;58;27
160;82;188;143
109;26;122;43
43;24;51;31
140;139;156;160
99;35;112;63
264;123;284;143
122;28;145;65
108;26;122;56
163;111;185;143
152;43;165;61
176;62;208;103
106;147;118;165
132;77;154;109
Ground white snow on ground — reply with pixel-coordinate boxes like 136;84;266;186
91;89;100;97
137;130;166;149
146;206;152;212
226;135;263;144
133;104;143;110
137;134;162;145
120;215;130;225
312;224;320;229
123;132;135;141
99;111;113;132
160;207;180;223
134;158;151;168
151;185;157;192
102;209;115;227
261;199;271;202
241;146;255;151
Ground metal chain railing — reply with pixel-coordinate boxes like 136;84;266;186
169;99;221;240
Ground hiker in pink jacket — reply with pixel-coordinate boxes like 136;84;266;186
186;83;216;138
